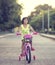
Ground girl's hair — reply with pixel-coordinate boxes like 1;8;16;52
22;17;29;24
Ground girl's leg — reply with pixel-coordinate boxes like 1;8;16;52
30;38;35;50
21;39;24;56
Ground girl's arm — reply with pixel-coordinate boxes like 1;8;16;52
30;25;35;32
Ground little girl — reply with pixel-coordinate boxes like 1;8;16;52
18;17;36;55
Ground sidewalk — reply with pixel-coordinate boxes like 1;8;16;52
40;33;55;40
0;33;15;38
0;32;55;40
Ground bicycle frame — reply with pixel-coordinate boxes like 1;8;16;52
18;32;38;62
22;34;32;56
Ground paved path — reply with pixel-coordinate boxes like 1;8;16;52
0;34;55;65
40;33;55;40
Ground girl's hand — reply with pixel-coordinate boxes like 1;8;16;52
16;32;21;36
33;32;39;35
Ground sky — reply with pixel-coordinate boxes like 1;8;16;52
17;0;55;19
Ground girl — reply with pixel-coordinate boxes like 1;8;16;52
19;17;36;55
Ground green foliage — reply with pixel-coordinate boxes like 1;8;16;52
29;4;55;31
30;14;42;31
50;9;55;30
0;0;22;31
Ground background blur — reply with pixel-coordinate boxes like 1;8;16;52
0;0;55;34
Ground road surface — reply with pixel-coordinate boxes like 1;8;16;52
0;34;55;65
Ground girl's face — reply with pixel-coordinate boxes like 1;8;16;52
23;18;28;25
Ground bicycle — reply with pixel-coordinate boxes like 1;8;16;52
18;32;38;63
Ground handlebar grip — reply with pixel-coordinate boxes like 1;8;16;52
33;32;39;35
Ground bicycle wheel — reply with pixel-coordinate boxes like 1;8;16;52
26;46;31;63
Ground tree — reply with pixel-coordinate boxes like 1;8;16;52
50;9;55;30
34;4;52;15
0;0;22;31
29;4;54;32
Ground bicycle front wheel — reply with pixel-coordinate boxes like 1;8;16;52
26;46;31;63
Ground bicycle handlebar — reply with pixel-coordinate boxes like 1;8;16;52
16;32;39;36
